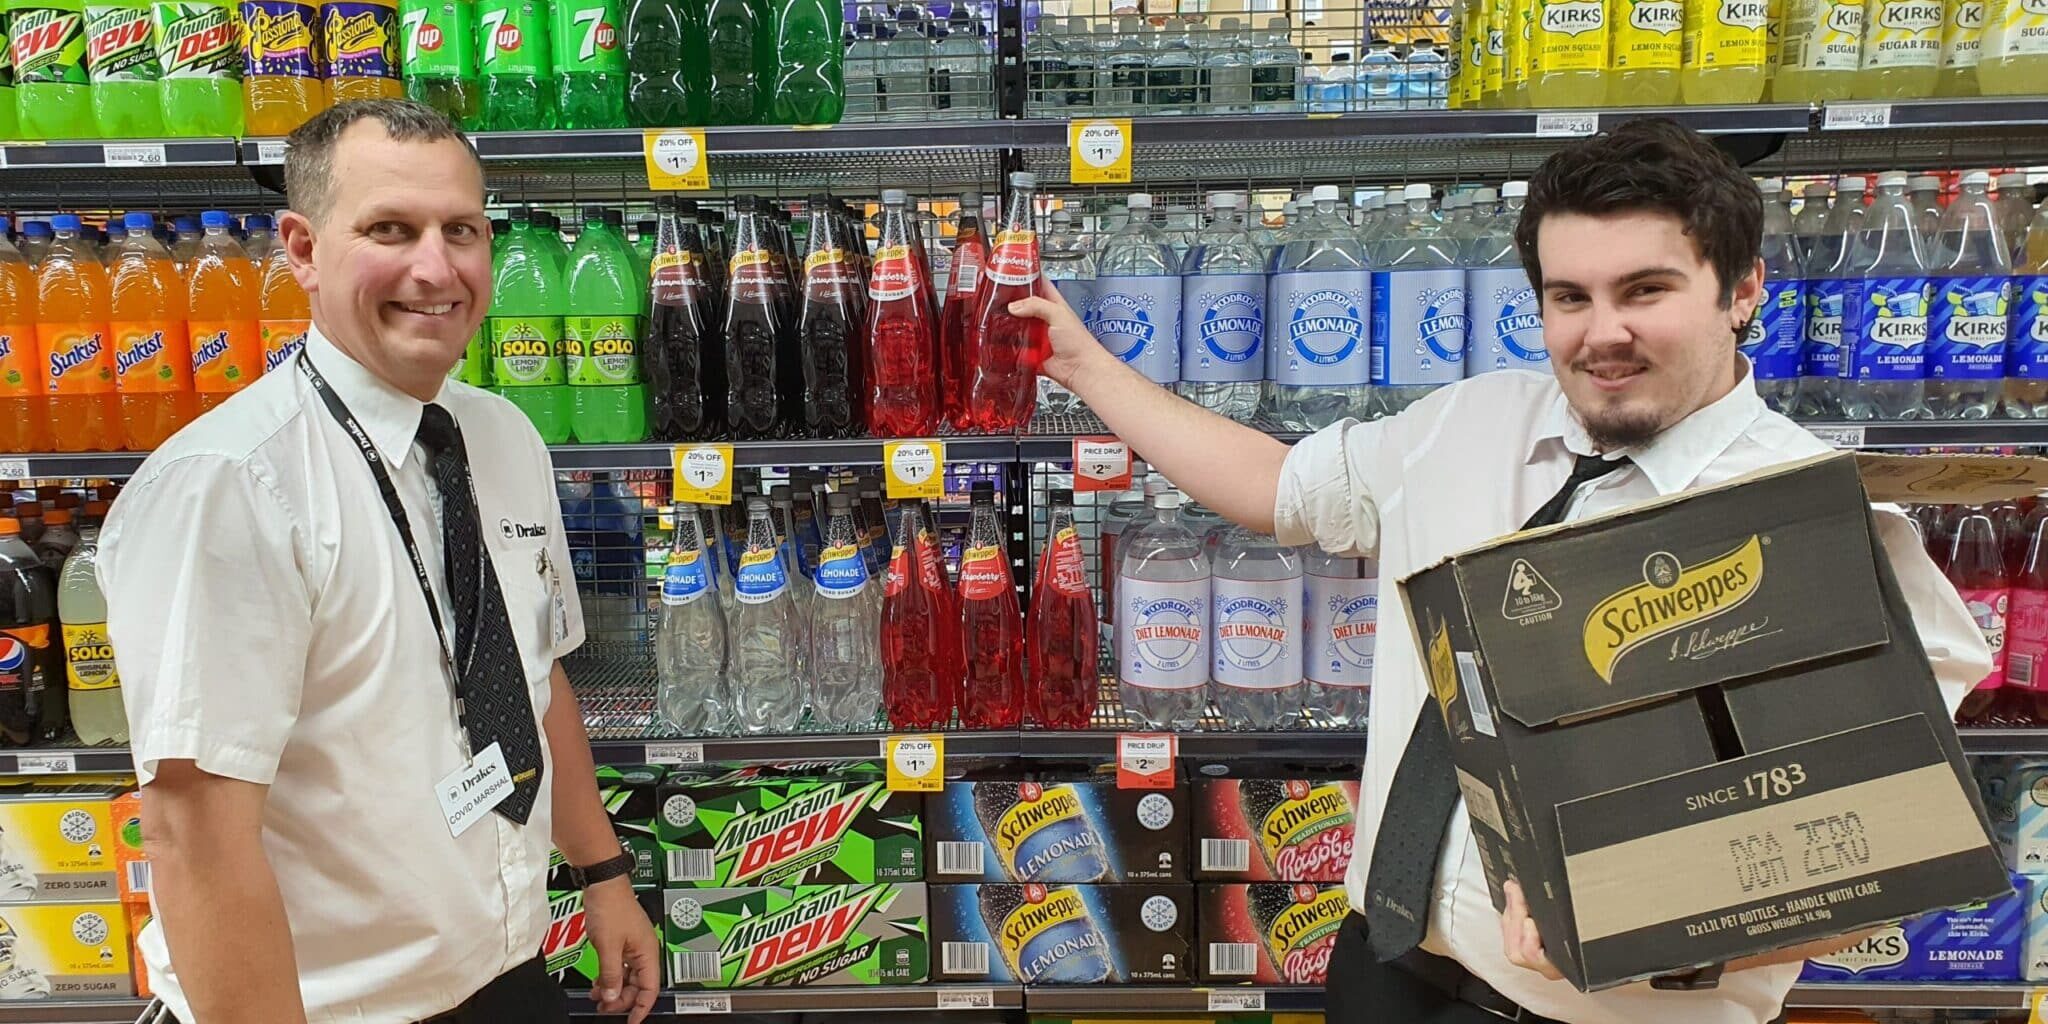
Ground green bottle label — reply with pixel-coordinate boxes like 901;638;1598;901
563;314;639;385
0;11;14;86
11;7;90;84
153;1;242;78
548;0;621;72
489;315;564;386
399;0;473;76
84;4;159;81
451;329;492;385
477;0;546;74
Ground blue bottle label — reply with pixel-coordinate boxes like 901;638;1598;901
1742;278;1805;381
1465;266;1544;375
1179;273;1265;383
660;549;712;606
1843;275;1930;381
733;548;789;604
1927;275;2010;381
1084;275;1182;385
2011;275;2048;378
1051;278;1095;322
1267;269;1370;387
1803;279;1846;378
1370;268;1467;386
322;0;399;79
240;0;320;78
813;542;869;599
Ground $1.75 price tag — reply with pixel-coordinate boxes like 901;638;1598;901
883;440;945;499
644;129;711;190
885;735;945;791
672;444;735;505
1068;118;1133;185
1116;733;1177;789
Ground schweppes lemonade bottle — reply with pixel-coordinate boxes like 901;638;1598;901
1608;0;1682;103
1531;0;1610;106
1773;0;1863;99
1978;0;2048;91
1855;0;1942;96
1682;0;1769;100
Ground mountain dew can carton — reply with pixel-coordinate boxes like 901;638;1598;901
661;884;929;987
544;888;663;992
546;765;663;891
655;766;924;887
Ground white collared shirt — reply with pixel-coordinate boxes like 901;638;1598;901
1274;367;1990;1024
99;326;585;1024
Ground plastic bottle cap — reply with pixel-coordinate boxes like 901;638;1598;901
22;222;48;236
1154;490;1182;510
881;189;907;205
244;215;272;231
1010;172;1037;188
84;501;108;518
50;215;81;232
201;211;232;229
960;192;982;208
1404;183;1432;202
1998;172;2029;187
1910;175;1941;189
1837;176;1867;191
1876;170;1908;188
1128;193;1153;209
1475;187;1498;202
1502;181;1529;199
44;509;69;526
1960;170;1991;187
1209;192;1241;210
1312;185;1340;203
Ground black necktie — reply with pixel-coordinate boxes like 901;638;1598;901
417;404;545;824
1363;450;1632;960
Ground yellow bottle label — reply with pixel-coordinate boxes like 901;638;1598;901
1993;0;2048;58
1485;0;1508;90
1507;0;1534;83
1862;0;1944;66
1684;0;1771;67
1941;0;1986;66
1539;0;1611;70
1766;0;1787;68
1786;0;1866;69
62;623;118;693
1613;0;1684;68
1467;10;1490;100
1518;0;1540;79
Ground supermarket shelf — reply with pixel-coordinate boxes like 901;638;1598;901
0;137;241;170
1959;728;2048;754
1020;728;1364;764
1785;981;2036;1010
549;434;1022;471
0;1000;151;1024
1023;985;1326;1013
584;730;1022;767
665;984;1024;1013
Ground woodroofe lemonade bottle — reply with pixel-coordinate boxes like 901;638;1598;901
1855;0;1942;96
1530;0;1610;106
1607;0;1682;104
1682;0;1770;101
1773;0;1863;99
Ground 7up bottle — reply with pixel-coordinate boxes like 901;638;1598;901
8;0;94;139
399;0;479;126
550;0;625;127
84;0;162;136
154;0;244;135
478;0;553;128
490;207;572;443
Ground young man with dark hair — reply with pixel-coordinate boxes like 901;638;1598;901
1005;117;1989;1023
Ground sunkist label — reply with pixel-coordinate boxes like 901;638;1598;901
260;317;307;373
562;315;639;386
399;0;475;75
61;623;117;692
478;0;547;75
154;1;242;80
488;315;563;386
1864;0;1943;67
1613;0;1683;69
985;229;1038;287
84;2;159;82
323;0;398;78
0;326;36;398
189;319;258;393
867;244;917;302
110;322;191;392
1537;0;1608;70
1684;0;1769;68
958;544;1008;601
1929;276;2009;380
1582;536;1765;683
12;6;89;84
240;0;318;78
38;324;113;395
548;0;620;72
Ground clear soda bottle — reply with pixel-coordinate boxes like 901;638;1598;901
1302;546;1373;727
1745;179;1806;414
883;501;959;730
1799;176;1862;417
1087;193;1183;396
1210;524;1304;730
808;491;880;731
108;213;196;449
865;189;939;435
1372;182;1467;416
59;517;122;744
1178;191;1266;423
1465;180;1544;377
1840;170;1930;420
1950;507;2015;725
1027;488;1097;730
1264;185;1371;429
1926;170;2009;420
2011;201;2048;418
1037;208;1092;418
84;0;164;138
552;0;627;127
1117;486;1209;731
478;0;556;129
938;191;986;431
399;0;481;127
958;481;1022;729
658;502;730;735
731;495;805;733
0;219;48;454
965;172;1043;434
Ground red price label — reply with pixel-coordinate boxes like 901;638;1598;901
1116;733;1177;789
1074;436;1131;492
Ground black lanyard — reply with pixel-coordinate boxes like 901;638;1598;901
297;351;479;722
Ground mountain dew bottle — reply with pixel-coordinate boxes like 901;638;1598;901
550;0;627;127
490;207;572;443
564;207;646;441
0;11;14;138
399;0;478;127
154;0;245;135
84;0;162;137
8;0;95;139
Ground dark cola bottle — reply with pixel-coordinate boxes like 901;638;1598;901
798;196;865;438
722;197;788;439
646;197;725;440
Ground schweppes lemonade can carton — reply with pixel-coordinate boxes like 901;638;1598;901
0;779;127;902
661;883;928;987
655;766;923;887
0;901;132;998
927;883;1193;983
924;770;1189;883
1400;451;2008;991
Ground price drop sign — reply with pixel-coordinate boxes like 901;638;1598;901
672;444;735;505
1073;436;1132;492
644;129;711;191
1069;118;1133;185
884;440;946;499
1117;733;1177;789
886;735;945;791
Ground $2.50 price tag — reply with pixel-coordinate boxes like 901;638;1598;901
1068;118;1133;185
885;735;945;791
883;440;945;499
672;444;735;505
644;129;711;191
1117;733;1177;789
1073;436;1131;492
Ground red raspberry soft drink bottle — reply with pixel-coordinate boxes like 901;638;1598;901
882;502;959;729
939;193;987;430
958;481;1022;728
2008;508;2048;725
1027;487;1098;729
864;189;939;435
964;172;1043;433
1950;506;2015;725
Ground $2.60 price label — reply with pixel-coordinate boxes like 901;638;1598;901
644;129;710;191
671;443;735;505
1068;118;1132;184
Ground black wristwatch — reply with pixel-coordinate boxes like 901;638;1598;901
567;852;635;890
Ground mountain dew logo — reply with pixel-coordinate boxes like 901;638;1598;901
724;885;885;985
85;4;158;81
155;2;243;78
12;7;89;83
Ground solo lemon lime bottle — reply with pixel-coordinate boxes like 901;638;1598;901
1855;0;1942;96
1608;0;1682;104
1773;0;1863;99
1681;0;1770;101
1531;0;1609;106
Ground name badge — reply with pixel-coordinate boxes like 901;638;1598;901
438;741;511;837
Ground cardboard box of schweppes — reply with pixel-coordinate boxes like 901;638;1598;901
927;883;1193;984
0;780;128;902
0;900;132;999
1401;452;2010;991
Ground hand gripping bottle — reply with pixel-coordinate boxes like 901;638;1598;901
321;0;402;100
958;481;1022;729
1027;487;1097;730
1211;524;1304;730
0;517;62;745
1924;170;2010;420
658;501;732;736
1118;484;1209;731
864;189;939;435
186;211;261;415
59;520;123;744
488;208;570;441
240;0;326;135
109;213;196;449
154;0;244;136
37;215;119;450
0;221;46;454
964;172;1044;433
623;0;705;126
938;191;986;430
399;0;480;126
9;0;95;139
478;0;553;128
808;491;881;731
564;206;647;442
84;0;164;138
730;495;805;734
883;501;959;730
551;0;627;127
766;0;841;124
796;196;862;438
257;236;308;377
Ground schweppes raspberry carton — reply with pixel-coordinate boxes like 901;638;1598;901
660;883;928;987
927;883;1193;983
1191;774;1359;882
1401;451;2010;991
1196;882;1346;984
924;770;1189;883
655;766;923;887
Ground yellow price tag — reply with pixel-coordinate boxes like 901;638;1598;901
644;129;710;191
2032;990;2048;1023
882;440;945;499
1068;118;1133;185
885;735;944;791
671;444;735;505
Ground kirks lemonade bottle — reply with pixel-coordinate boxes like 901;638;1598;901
155;0;245;136
9;0;95;139
36;215;119;450
240;0;326;135
1855;0;1942;96
1772;0;1863;99
186;210;261;414
321;0;402;100
1530;0;1610;106
1976;0;2048;92
83;0;164;137
1682;0;1770;101
1607;0;1682;103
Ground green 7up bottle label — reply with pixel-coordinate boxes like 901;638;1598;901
478;0;547;74
11;4;90;84
398;0;473;76
549;0;620;72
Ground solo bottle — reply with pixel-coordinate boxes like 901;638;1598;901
59;521;122;744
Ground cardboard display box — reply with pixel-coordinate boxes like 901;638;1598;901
1191;774;1359;882
1196;882;1348;984
0;900;132;999
660;883;927;987
655;767;923;887
928;883;1194;984
925;772;1189;883
1400;451;2010;991
0;780;129;903
545;888;664;992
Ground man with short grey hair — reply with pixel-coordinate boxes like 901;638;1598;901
102;99;659;1024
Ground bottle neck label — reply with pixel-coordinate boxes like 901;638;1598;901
985;230;1040;288
1043;527;1089;598
959;544;1011;601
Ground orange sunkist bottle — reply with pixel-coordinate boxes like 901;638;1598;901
0;218;46;453
185;212;262;415
36;216;120;452
109;213;197;450
258;241;311;377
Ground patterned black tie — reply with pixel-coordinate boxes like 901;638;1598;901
417;403;545;824
1363;451;1632;960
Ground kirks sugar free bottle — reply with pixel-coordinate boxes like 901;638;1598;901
1855;0;1943;96
1977;0;2048;93
1773;0;1864;100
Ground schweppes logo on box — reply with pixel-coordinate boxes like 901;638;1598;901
1582;536;1766;683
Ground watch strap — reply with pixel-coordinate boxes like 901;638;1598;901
570;852;635;889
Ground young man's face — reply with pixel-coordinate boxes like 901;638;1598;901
1536;208;1763;450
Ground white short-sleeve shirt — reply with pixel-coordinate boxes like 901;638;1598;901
100;325;585;1024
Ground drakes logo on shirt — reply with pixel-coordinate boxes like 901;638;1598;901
499;518;549;540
